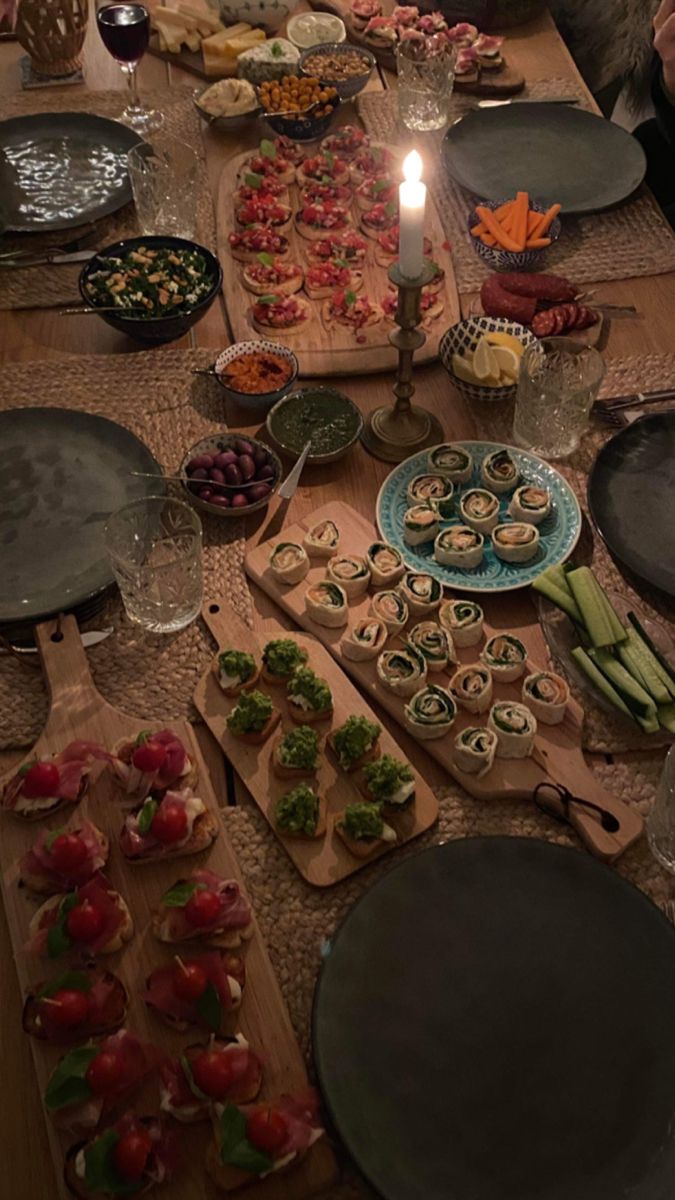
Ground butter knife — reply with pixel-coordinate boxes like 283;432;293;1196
6;627;114;654
278;440;312;501
477;96;579;107
0;248;95;269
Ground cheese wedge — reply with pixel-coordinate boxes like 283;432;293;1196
154;4;199;28
220;30;265;54
177;2;223;33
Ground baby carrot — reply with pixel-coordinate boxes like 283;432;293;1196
475;206;522;252
530;203;561;238
512;191;529;251
525;236;552;249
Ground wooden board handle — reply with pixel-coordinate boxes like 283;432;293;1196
202;597;256;649
35;615;101;710
540;773;643;864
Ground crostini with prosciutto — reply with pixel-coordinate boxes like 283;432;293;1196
28;874;134;961
64;1112;178;1200
159;1034;262;1122
20;818;109;895
44;1028;159;1133
151;869;254;949
144;950;245;1034
2;741;109;820
206;1091;325;1192
119;789;218;865
109;729;196;806
241;254;304;297
23;965;129;1044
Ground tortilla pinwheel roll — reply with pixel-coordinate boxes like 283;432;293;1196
403;504;440;547
427;443;473;484
508;485;552;526
408;621;455;672
438;599;484;648
398;572;442;617
406;474;454;512
480;633;528;682
366;542;405;588
404;684;457;741
376;646;428;697
459;489;500;535
434;525;484;570
488;701;537;759
341;617;388;662
269;541;309;585
370;589;409;633
522;671;570;725
491;522;540;563
304;580;349;627
453;726;498;776
449;663;493;714
480;448;520;495
326;554;371;598
303;519;340;558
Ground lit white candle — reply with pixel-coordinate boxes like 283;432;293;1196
399;149;426;280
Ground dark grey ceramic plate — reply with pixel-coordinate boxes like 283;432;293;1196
0;113;142;232
0;407;161;624
313;838;675;1200
442;104;646;213
588;411;675;597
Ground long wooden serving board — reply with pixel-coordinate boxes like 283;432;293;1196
194;600;438;885
245;501;644;863
0;616;337;1200
216;145;460;377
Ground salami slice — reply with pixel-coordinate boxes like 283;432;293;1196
531;310;556;337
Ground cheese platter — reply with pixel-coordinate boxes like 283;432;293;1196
147;2;272;80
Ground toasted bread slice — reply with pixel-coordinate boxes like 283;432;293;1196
122;808;219;865
205;1139;307;1193
228;708;281;745
23;968;128;1043
304;270;363;301
334;815;395;859
327;733;380;774
295;213;353;242
241;267;303;297
287;700;333;725
271;735;319;780
213;658;261;699
64;1118;159;1200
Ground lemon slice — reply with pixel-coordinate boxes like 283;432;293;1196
472;336;501;385
492;345;520;382
452;352;481;384
485;331;525;357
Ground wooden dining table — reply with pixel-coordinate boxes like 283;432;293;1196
0;6;673;1196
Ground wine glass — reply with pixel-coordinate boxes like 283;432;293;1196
95;1;163;134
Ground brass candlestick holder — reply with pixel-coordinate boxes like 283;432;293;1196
361;259;444;463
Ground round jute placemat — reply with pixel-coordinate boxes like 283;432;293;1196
0;87;216;311
356;83;675;295
0;348;253;748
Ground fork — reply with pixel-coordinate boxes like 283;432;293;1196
0;224;99;262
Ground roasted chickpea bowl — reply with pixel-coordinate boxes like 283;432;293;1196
299;42;375;99
257;73;341;142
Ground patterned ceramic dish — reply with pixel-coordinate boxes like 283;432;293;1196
439;315;536;405
467;197;562;272
212;340;299;413
376;440;581;593
299;42;376;100
180;433;282;518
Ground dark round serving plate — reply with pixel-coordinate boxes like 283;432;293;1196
442;104;646;213
588;411;675;598
313;838;675;1200
0;407;162;624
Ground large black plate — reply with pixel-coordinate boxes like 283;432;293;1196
442;104;646;213
588;412;675;597
0;113;142;232
0;408;161;624
314;838;675;1200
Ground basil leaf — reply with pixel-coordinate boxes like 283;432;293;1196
161;880;199;908
45;826;65;852
258;294;280;305
324;150;334;168
260;139;276;160
345;290;356;306
373;178;391;194
47;891;79;959
385;199;398;217
244;171;262;189
84;1129;143;1196
45;1044;98;1111
134;730;151;747
270;40;283;57
196;980;222;1033
137;799;157;836
334;257;349;269
257;251;274;266
228;1139;276;1174
218;1105;273;1175
18;760;36;777
181;1054;210;1101
37;970;92;1000
320;174;332;184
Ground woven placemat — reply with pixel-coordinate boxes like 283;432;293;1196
0;349;253;749
0;87;215;311
356;82;675;294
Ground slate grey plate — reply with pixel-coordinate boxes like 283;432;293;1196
0;408;162;624
588;411;675;597
314;838;675;1200
0;113;142;232
442;103;646;213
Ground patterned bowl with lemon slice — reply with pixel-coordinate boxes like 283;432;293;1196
439;316;536;405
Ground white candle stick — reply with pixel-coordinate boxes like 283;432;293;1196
399;149;426;280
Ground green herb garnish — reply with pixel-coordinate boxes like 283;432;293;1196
45;1044;98;1111
276;784;320;836
84;1129;144;1196
287;667;332;713
277;725;319;771
218;1104;274;1174
218;649;256;684
331;715;381;771
338;802;384;842
362;754;414;804
227;690;274;735
262;638;308;680
137;798;157;836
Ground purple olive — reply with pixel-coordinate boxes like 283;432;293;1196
231;493;249;508
189;467;208;481
248;483;272;503
187;454;214;472
209;494;231;509
252;446;268;468
209;468;226;484
198;487;214;501
238;454;255;482
214;450;238;469
256;464;275;482
234;438;254;457
224;463;242;486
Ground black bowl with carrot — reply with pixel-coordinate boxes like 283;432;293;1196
467;192;561;272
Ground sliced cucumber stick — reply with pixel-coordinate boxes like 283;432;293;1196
570;647;634;719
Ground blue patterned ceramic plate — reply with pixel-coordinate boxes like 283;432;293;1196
376;441;581;594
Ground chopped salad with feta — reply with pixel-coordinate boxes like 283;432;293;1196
84;245;214;318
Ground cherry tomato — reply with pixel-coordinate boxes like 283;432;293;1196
66;899;105;943
150;801;188;845
246;1107;288;1155
42;988;90;1028
113;1129;152;1181
85;1049;125;1096
173;961;208;1001
184;889;221;928
191;1049;235;1098
49;833;88;873
132;740;167;773
22;761;60;799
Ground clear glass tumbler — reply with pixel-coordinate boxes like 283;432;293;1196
127;136;199;238
647;747;675;873
513;337;606;460
396;37;455;133
105;496;203;633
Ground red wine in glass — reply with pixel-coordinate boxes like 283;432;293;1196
97;3;150;64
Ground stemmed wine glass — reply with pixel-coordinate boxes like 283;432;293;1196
95;0;163;133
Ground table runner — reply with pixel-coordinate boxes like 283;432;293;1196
0;349;252;749
356;82;675;294
0;87;216;311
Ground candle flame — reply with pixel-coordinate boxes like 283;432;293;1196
402;149;423;184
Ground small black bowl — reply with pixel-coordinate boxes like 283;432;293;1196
79;235;223;345
261;94;341;143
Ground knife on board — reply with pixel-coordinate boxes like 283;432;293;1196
0;249;95;269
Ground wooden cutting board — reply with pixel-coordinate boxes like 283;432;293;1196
245;501;644;863
216;146;460;377
0;616;337;1200
146;32;220;79
194;600;438;885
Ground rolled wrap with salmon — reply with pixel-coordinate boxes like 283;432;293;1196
398;572;442;617
453;726;498;776
480;448;519;494
459;489;500;535
303;519;340;558
491;522;540;564
427;443;473;484
434;525;484;570
449;663;493;714
403;505;440;547
341;617;388;662
408;621;455;672
370;590;409;633
366;542;405;588
269;542;309;585
406;474;454;512
327;554;371;598
480;633;527;682
522;671;570;725
508;485;551;525
438;599;484;647
377;646;428;697
404;684;457;741
488;701;537;759
304;580;349;627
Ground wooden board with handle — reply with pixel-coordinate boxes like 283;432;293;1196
245;500;644;863
0;615;337;1200
216;146;460;377
194;599;438;886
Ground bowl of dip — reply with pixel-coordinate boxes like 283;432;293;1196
287;11;346;49
266;386;363;463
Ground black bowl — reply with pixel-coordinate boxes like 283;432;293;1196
79;235;223;345
261;95;341;143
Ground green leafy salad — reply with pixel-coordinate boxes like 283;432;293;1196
84;245;213;317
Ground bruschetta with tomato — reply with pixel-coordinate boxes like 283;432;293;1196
20;817;109;895
151;869;254;949
306;229;368;266
238;149;295;187
206;1091;325;1192
234;175;290;207
354;175;397;212
382;285;444;325
305;261;363;300
27;874;134;960
64;1112;177;1199
349;143;395;186
296;151;350;189
374;223;433;268
299;179;352;207
320;124;370;160
119;789;218;865
295;200;353;241
251;294;311;335
241;255;304;296
23;965;128;1044
270;133;305;165
323;288;381;337
159;1034;262;1122
360;199;399;240
144;949;245;1033
2;741;108;820
235;195;292;233
228;226;289;264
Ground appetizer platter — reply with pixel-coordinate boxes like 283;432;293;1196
0;616;337;1200
193;599;438;886
216;134;460;376
147;1;289;81
245;501;642;862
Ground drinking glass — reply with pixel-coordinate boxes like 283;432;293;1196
105;496;203;633
513;337;605;460
95;0;162;134
128;136;199;238
647;747;675;873
397;37;455;132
